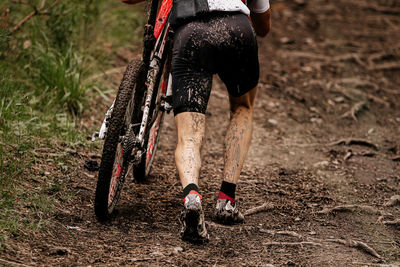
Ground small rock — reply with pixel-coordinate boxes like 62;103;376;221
150;251;164;257
313;160;329;168
368;128;375;134
302;66;313;72
66;226;82;231
384;195;400;207
23;40;32;49
173;247;183;253
44;171;51;176
294;217;301;222
309;231;316;235
280;37;295;44
334;96;345;103
268;119;278;125
310;118;323;124
304;38;313;44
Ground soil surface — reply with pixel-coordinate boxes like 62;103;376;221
2;0;400;266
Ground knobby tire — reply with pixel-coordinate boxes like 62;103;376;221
94;60;146;221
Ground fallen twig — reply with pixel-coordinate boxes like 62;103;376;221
326;239;381;259
352;262;398;267
340;101;367;122
384;195;400;207
259;229;303;239
366;94;390;107
328;138;378;150
333;53;365;67
381;219;400;226
264;241;322;247
392;156;400;162
369;62;400;71
317;204;390;216
205;221;233;229
0;258;30;267
335;78;378;90
244;203;274;216
343;150;353;161
10;0;60;34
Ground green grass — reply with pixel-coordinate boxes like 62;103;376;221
0;0;146;248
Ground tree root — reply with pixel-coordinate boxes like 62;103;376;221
317;204;390;216
330;83;390;107
244;203;274;216
340;101;367;122
328;138;378;150
260;229;382;258
325;239;381;259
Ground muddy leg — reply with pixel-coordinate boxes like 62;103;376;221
174;112;205;188
223;87;257;184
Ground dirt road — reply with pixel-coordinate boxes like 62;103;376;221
2;0;400;265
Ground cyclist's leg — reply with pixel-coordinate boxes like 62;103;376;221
223;86;257;184
171;18;214;243
174;112;205;188
216;13;259;184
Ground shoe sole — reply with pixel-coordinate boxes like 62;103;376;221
181;209;208;244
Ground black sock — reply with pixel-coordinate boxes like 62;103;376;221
183;183;200;199
219;181;236;200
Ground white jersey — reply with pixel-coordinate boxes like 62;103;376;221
207;0;270;16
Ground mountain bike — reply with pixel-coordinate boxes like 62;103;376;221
93;0;174;221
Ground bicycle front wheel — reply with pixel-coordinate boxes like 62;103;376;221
94;60;146;221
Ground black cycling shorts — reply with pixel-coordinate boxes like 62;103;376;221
171;12;259;115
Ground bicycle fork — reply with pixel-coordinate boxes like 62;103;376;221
93;24;173;166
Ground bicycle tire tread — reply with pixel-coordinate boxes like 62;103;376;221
94;60;144;221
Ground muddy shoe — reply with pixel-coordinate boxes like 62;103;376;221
214;199;245;225
180;194;209;244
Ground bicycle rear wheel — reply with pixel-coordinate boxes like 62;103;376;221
94;60;146;221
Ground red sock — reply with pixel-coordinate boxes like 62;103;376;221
218;191;235;204
218;181;236;203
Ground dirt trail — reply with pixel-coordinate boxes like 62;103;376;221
2;0;400;266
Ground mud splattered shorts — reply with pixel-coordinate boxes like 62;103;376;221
171;12;259;115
